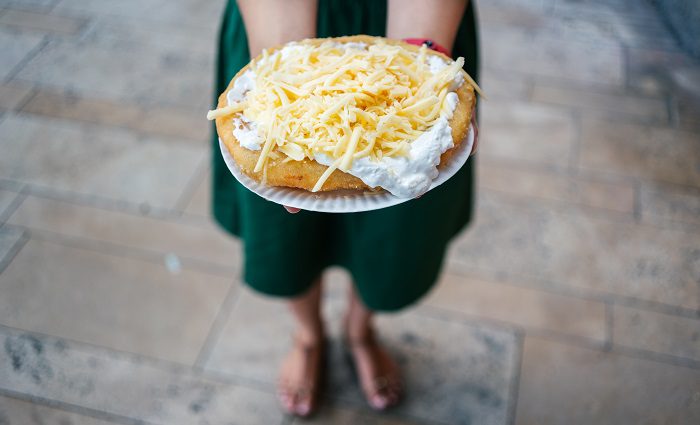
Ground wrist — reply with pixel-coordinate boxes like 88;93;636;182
402;38;451;57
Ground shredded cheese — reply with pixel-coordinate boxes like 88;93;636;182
208;40;480;191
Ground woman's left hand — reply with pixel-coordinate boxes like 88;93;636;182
469;111;479;157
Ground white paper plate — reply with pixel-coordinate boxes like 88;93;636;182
219;125;474;213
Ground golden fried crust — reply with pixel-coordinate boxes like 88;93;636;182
215;35;476;192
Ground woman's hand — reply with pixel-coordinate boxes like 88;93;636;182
470;112;479;156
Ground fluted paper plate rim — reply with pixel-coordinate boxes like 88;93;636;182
219;125;474;213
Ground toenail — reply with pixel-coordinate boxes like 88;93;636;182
297;402;310;415
371;395;387;409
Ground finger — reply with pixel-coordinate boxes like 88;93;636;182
284;206;301;214
470;116;479;156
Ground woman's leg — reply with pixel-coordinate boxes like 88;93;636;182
278;277;325;416
345;285;402;410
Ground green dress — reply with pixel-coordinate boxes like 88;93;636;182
212;0;479;311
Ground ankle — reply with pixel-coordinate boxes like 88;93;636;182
345;318;374;343
295;323;324;346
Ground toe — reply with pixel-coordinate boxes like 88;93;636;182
370;393;390;410
295;397;311;416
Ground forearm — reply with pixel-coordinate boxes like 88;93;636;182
237;0;318;57
386;0;467;53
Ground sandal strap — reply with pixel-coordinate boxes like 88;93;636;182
345;327;378;348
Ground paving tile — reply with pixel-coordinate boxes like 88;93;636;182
0;238;232;364
613;305;700;362
184;167;211;217
479;160;635;213
579;118;700;187
676;94;700;134
0;28;44;79
480;100;576;167
531;82;668;123
201;286;300;385
479;71;531;100
639;182;700;227
552;0;668;22
0;82;33;111
482;25;624;86
7;195;241;270
551;3;681;51
479;100;576;166
0;188;20;218
0;328;284;425
0;114;205;209
15;35;213;111
83;16;216;57
478;2;549;31
625;47;695;97
0;226;24;269
449;191;700;310
0;395;117;425
0;9;86;35
372;312;516;424
54;0;226;30
20;89;209;142
515;336;700;425
205;280;518;425
424;273;607;343
293;405;425;425
0;0;57;10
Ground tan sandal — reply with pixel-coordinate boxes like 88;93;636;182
343;328;403;410
277;336;326;417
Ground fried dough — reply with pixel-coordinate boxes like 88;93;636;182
215;35;476;192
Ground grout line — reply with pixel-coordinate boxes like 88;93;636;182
49;0;68;12
478;185;700;234
418;303;608;351
604;302;614;352
0;225;28;275
3;37;50;84
0;189;27;224
632;179;643;221
11;178;219;225
622;44;631;90
505;330;524;425
568;108;583;175
667;94;680;128
414;304;521;335
17;226;239;278
18;180;178;218
445;263;700;320
0;323;284;395
193;280;241;369
13;84;40;112
10;179;196;221
611;344;700;370
0;388;156;425
0;322;197;372
172;155;209;215
480;185;636;219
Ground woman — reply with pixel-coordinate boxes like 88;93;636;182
211;0;479;416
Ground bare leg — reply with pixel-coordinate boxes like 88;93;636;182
278;278;325;416
345;286;402;410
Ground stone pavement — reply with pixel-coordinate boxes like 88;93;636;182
0;0;699;424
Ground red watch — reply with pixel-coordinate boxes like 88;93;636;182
402;38;451;57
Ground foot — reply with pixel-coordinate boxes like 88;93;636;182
277;334;324;417
346;327;402;410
